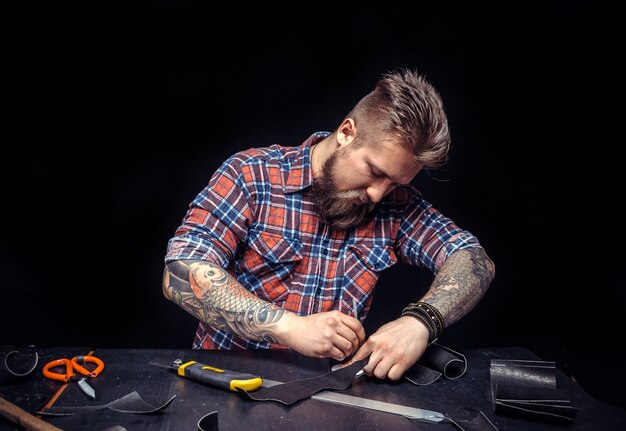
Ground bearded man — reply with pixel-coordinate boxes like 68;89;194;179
163;68;495;380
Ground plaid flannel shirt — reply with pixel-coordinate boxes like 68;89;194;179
165;131;483;350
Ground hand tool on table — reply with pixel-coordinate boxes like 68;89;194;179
261;374;445;423
43;355;105;399
149;358;263;392
0;396;63;431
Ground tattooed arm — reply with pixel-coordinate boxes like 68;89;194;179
163;259;365;360
350;247;495;380
420;247;495;325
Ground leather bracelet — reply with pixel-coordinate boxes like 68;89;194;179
401;302;445;344
418;302;445;335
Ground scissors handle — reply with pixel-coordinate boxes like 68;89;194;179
42;355;105;382
71;355;105;377
43;358;74;382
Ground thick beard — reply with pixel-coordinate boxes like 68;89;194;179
311;149;376;230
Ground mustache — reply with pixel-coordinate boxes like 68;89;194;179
334;190;370;204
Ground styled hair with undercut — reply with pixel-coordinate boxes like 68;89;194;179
347;68;451;169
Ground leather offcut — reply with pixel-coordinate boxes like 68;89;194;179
239;343;468;406
197;411;219;431
404;343;467;385
490;359;577;424
39;391;176;416
238;358;368;406
425;412;499;431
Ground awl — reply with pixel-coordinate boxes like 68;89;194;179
149;358;263;392
263;378;445;423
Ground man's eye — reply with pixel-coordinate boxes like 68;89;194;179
370;168;382;177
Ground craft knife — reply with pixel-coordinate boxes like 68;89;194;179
149;358;263;392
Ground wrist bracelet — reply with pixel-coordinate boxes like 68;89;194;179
401;302;445;344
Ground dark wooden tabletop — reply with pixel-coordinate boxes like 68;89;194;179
1;346;624;431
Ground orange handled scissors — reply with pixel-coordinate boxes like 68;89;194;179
43;355;105;399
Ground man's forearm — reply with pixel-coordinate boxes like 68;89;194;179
421;247;495;326
162;260;290;343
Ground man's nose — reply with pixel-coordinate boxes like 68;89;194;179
366;183;390;203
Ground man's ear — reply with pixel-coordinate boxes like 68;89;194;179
336;118;356;148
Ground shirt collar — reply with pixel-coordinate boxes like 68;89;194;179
284;131;331;193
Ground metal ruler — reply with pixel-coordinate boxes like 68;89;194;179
262;378;445;423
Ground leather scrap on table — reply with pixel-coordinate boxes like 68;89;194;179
0;349;39;384
239;343;467;406
405;345;497;430
197;411;219;431
238;358;368;406
490;358;577;424
404;343;467;386
38;391;176;416
444;411;500;431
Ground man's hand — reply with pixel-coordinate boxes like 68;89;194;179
348;316;430;380
278;311;366;361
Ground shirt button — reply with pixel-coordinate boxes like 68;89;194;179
323;249;328;255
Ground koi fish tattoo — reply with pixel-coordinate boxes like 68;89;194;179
163;260;288;343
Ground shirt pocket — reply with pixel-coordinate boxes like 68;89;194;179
349;243;397;272
243;229;303;301
341;243;398;318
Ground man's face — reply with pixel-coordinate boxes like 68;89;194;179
312;138;421;230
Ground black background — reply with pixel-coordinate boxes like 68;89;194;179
1;0;624;410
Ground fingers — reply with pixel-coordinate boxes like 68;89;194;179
356;318;427;380
332;318;364;355
325;316;364;360
329;346;350;362
283;311;368;361
340;313;367;345
361;351;407;380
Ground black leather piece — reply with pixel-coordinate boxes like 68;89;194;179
404;343;467;385
445;412;500;431
494;399;578;422
197;411;219;431
39;391;177;416
238;358;368;406
490;359;577;424
403;363;442;385
240;343;468;406
0;349;39;384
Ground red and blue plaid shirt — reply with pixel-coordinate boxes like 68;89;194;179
165;132;483;350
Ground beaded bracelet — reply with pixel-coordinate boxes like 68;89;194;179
401;302;446;344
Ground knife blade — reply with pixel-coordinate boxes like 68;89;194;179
77;377;96;399
262;378;445;423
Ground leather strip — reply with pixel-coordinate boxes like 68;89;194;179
38;391;176;416
238;358;368;406
441;411;500;431
404;343;467;385
239;343;467;405
403;363;442;385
